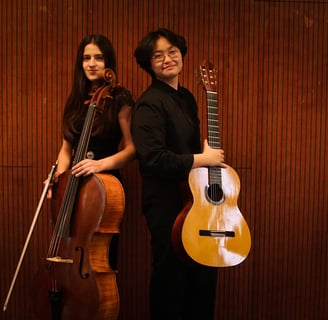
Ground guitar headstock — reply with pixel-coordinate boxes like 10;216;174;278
198;60;217;92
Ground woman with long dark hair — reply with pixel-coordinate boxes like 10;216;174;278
50;34;135;270
56;34;135;180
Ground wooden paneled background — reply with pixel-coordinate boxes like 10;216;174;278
0;0;327;319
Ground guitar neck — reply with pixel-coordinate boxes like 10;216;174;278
206;90;220;149
206;90;223;186
199;60;223;185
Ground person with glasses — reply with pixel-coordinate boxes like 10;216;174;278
132;28;224;320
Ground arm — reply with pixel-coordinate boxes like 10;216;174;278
132;101;194;179
55;138;73;177
71;104;136;177
133;103;224;179
132;101;224;179
46;138;72;198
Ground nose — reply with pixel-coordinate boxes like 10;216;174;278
89;57;96;66
163;53;173;63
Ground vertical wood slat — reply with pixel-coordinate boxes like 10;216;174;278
0;1;327;319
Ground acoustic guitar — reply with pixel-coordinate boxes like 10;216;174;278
177;60;251;267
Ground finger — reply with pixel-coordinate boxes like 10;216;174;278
47;188;52;199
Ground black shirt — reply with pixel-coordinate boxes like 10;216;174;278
132;79;201;180
70;86;133;161
132;79;201;217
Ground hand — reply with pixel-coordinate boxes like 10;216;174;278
202;139;225;167
45;174;59;199
71;159;103;177
192;139;225;169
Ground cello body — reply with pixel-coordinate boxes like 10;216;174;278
32;171;125;320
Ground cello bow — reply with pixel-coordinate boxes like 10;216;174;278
3;160;58;312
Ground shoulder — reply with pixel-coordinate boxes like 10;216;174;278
135;83;176;109
137;85;163;101
112;85;134;107
178;85;196;100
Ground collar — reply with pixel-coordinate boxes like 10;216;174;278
151;78;181;93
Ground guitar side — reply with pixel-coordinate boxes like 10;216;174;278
181;165;251;267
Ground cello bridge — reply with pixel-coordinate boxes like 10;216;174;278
46;256;74;264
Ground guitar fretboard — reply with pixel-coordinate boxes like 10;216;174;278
206;90;222;186
206;91;220;149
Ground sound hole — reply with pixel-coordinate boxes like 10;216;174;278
206;184;224;203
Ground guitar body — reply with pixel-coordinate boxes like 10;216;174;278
181;165;251;267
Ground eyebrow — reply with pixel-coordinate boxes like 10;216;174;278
83;53;104;58
152;45;176;53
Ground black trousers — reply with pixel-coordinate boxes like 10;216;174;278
146;220;217;320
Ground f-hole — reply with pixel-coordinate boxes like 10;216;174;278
75;246;89;279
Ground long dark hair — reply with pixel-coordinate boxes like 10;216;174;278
62;34;117;143
134;28;187;79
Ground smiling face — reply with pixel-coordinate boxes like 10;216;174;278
150;36;183;89
82;43;106;84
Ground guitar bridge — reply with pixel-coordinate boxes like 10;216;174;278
199;230;235;238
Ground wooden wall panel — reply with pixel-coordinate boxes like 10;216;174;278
0;0;327;319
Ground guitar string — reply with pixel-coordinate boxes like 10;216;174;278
207;91;221;201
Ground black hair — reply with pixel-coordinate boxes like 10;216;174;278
134;28;187;78
62;34;117;142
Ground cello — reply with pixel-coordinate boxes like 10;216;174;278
31;68;125;319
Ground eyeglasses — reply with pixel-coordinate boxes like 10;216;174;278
151;47;180;63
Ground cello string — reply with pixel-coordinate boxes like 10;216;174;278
47;80;113;259
47;176;77;257
47;104;96;258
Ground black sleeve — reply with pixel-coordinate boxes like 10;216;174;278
115;86;135;109
132;101;194;180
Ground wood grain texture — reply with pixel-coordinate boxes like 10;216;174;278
0;1;327;319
